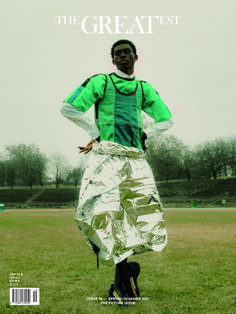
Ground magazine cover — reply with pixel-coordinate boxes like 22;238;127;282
1;0;236;313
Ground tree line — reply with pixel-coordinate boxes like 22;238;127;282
0;136;235;188
146;135;236;182
0;144;84;189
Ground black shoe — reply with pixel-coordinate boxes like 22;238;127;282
128;262;141;297
123;262;141;299
107;284;127;306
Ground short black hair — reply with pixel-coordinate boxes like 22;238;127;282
111;39;137;59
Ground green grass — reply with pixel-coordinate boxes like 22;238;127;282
0;209;235;313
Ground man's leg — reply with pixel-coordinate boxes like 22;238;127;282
114;259;129;286
114;259;140;298
108;258;141;304
107;260;128;305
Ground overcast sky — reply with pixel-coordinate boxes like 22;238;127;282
1;0;235;166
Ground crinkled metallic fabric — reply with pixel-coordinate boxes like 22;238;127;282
74;141;167;266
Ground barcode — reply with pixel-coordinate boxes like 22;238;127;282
10;288;40;305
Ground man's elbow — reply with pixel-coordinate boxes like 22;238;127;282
60;102;71;117
60;102;65;116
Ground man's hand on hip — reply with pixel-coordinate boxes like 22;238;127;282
78;137;100;154
78;139;95;154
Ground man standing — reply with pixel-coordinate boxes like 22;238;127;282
61;39;173;305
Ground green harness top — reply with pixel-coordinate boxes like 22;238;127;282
95;74;143;149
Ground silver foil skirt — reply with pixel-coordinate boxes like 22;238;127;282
74;141;167;266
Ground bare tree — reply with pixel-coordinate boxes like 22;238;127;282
49;152;69;189
0;150;16;188
67;167;84;188
5;159;18;189
194;139;227;180
0;160;5;186
182;149;195;181
5;144;47;188
146;134;185;182
226;137;236;176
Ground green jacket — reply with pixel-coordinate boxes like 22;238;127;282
64;73;172;149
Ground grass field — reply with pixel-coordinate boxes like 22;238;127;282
0;209;235;314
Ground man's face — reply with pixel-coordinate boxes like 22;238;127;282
112;43;138;75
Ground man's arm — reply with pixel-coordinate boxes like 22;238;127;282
141;81;174;139
60;74;106;152
144;118;174;139
60;102;100;140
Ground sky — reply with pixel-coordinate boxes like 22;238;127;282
1;0;235;166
